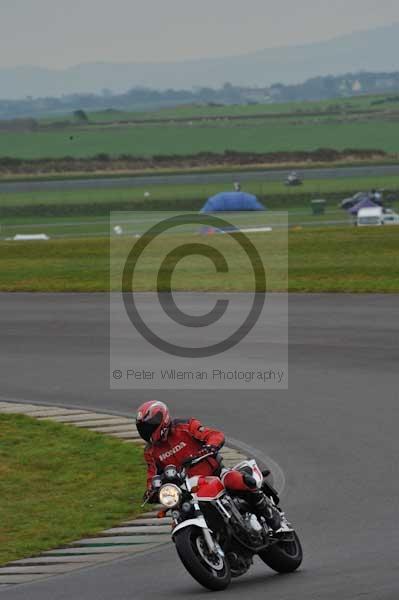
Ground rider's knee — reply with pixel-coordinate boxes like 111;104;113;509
222;470;257;492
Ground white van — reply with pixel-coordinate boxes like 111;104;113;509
357;207;383;226
357;207;399;227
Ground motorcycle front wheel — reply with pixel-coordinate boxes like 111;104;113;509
174;526;231;591
258;531;303;573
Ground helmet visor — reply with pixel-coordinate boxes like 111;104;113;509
136;412;163;442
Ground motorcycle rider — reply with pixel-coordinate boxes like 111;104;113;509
136;400;281;530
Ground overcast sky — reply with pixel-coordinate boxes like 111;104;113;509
1;0;398;69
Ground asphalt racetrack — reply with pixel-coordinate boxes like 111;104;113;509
2;163;399;193
1;293;398;599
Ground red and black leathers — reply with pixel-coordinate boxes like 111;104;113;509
143;417;281;529
144;418;225;491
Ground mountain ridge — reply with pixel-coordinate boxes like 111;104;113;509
1;23;399;99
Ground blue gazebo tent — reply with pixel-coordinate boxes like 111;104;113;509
348;197;378;215
201;191;265;213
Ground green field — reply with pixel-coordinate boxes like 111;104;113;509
1;173;398;238
55;94;399;123
1;119;399;160
1;95;398;295
1;174;398;223
0;209;353;239
3;175;399;209
1;226;398;293
0;413;146;566
2;93;399;166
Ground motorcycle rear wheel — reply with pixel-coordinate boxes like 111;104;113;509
174;526;231;591
258;532;303;573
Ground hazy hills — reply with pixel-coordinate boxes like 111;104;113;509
1;23;399;99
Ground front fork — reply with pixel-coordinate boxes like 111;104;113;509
172;502;222;556
202;527;220;554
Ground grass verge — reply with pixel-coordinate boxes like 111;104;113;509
0;413;146;566
1;118;399;160
0;157;398;183
0;227;398;293
1;174;399;220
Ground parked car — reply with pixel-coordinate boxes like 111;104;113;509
341;192;370;210
382;208;399;225
341;190;384;210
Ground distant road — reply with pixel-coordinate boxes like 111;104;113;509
1;163;399;193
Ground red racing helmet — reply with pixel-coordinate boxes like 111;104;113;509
136;401;171;443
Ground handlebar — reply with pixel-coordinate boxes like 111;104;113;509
182;451;217;467
144;451;219;507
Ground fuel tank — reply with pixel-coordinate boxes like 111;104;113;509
196;476;225;501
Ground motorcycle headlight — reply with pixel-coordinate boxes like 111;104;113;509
159;484;182;509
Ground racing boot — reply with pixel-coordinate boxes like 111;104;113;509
241;473;281;531
252;492;282;531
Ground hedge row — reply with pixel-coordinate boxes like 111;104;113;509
0;148;388;175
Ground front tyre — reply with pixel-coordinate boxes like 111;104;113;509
258;532;303;573
174;526;231;591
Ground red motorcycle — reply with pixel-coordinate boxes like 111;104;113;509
150;452;303;591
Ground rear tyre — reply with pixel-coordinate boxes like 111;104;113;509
174;526;231;591
258;532;303;573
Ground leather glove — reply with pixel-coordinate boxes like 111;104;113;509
143;488;158;504
202;444;221;455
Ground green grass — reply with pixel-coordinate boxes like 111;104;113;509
0;413;146;566
1;173;398;239
4;93;399;164
0;208;353;239
2;156;398;185
1;226;398;293
1;118;399;159
1;173;398;232
2;175;399;209
288;226;399;292
161;95;399;118
49;94;399;123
